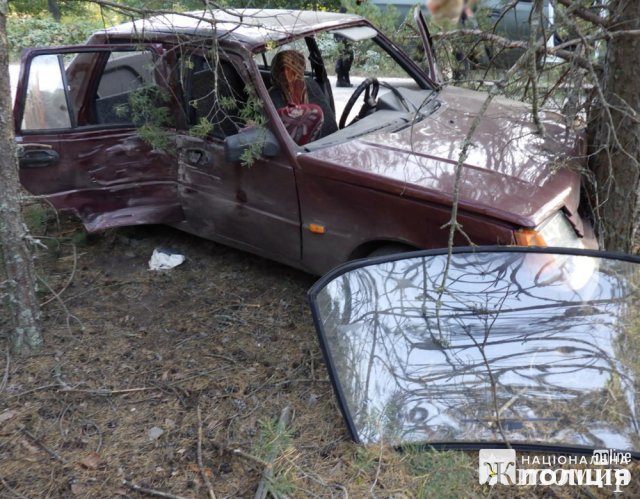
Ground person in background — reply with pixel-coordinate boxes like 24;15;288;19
426;0;477;80
335;7;355;87
427;0;475;26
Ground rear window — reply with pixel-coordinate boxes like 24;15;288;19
21;49;166;132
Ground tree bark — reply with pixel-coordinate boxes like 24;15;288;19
589;0;640;252
0;0;43;353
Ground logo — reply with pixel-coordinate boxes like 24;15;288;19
478;449;516;485
477;449;632;493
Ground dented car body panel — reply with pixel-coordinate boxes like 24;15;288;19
14;9;593;275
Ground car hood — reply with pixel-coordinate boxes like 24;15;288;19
302;86;584;228
308;247;640;458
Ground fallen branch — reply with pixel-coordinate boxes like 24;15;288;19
196;405;217;499
40;241;78;307
36;273;84;333
232;448;269;468
254;406;292;499
81;421;103;453
122;480;189;499
20;427;68;464
0;475;30;499
206;440;269;467
58;386;154;396
431;28;594;70
556;0;609;27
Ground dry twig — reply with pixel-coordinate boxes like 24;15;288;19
0;475;30;499
122;480;189;499
197;405;217;499
20;427;68;464
41;241;78;307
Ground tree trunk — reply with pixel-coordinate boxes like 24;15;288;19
0;1;43;354
48;0;61;22
589;0;640;252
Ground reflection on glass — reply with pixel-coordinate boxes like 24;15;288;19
22;54;71;130
313;251;640;453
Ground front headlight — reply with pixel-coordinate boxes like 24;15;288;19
516;212;596;291
515;211;583;249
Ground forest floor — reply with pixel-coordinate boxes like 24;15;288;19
0;209;638;498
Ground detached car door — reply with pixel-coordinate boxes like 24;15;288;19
309;247;640;458
14;45;183;231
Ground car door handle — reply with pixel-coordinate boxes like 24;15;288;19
185;148;211;168
18;148;60;168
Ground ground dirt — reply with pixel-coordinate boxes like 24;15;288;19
1;213;638;498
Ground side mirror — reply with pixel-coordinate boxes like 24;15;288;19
224;127;280;162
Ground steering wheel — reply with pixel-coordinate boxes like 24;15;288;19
339;77;379;129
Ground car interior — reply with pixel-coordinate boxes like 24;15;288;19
33;25;438;153
253;28;439;151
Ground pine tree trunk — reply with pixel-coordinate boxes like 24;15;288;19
0;0;43;354
589;0;640;252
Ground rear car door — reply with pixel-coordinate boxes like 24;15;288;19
14;45;183;231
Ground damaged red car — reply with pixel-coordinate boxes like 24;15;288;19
14;8;594;275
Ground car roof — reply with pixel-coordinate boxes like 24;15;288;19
103;9;365;48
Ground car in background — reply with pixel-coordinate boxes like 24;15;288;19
14;8;593;276
375;0;556;66
373;0;553;39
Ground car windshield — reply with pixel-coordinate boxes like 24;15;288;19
254;24;438;150
309;248;640;457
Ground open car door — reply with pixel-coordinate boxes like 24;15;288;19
309;246;640;459
414;6;441;85
14;45;183;231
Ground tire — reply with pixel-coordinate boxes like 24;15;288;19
368;243;417;258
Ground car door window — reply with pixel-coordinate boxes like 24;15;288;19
21;48;164;132
255;39;311;88
22;54;72;130
183;55;247;138
95;50;156;125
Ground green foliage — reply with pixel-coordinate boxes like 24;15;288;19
237;91;268;168
352;446;378;475
254;415;292;461
113;0;204;10
8;0;205;18
188;117;215;138
7;16;102;59
117;84;175;151
253;415;297;499
22;203;52;236
231;0;341;11
8;0;89;18
266;467;297;498
342;0;401;36
403;447;475;499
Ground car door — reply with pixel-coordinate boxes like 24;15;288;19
14;45;183;232
173;52;301;264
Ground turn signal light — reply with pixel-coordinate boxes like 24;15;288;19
515;228;547;247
